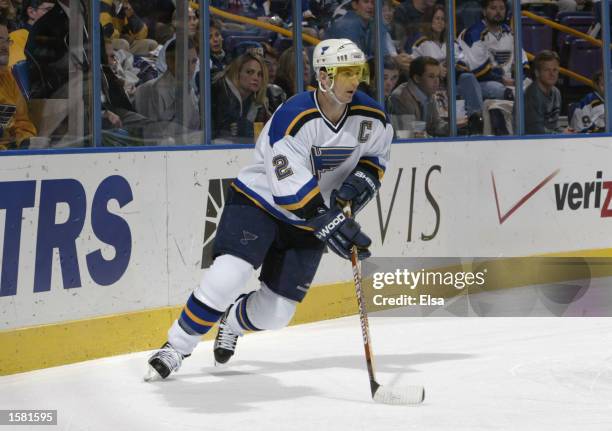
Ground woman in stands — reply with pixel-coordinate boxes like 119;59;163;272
275;47;314;99
211;52;271;141
410;4;482;132
411;5;461;76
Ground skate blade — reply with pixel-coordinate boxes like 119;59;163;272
143;365;163;382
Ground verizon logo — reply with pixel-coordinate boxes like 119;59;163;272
554;171;612;217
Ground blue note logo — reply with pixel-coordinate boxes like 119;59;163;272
310;146;355;179
240;231;258;245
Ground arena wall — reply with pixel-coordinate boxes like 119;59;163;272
1;136;611;374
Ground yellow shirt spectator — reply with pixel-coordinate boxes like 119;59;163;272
0;67;37;149
100;0;148;42
8;1;56;68
8;28;27;67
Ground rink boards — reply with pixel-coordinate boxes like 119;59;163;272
1;136;611;374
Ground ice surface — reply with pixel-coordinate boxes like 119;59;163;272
1;316;612;431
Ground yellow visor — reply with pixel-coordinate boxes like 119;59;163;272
330;64;370;85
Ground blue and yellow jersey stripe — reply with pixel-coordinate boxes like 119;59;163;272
231;180;313;231
273;177;321;211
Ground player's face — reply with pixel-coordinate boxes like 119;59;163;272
431;9;445;34
537;60;559;88
484;0;506;26
415;64;440;96
332;66;363;103
353;0;374;20
0;25;9;67
383;68;399;97
210;27;223;54
239;59;264;94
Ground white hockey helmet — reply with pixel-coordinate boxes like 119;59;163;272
313;38;369;85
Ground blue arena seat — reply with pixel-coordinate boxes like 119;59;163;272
522;16;553;55
566;39;601;87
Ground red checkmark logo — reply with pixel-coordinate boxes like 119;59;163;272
491;169;560;224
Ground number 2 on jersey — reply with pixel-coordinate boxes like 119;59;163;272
273;155;294;180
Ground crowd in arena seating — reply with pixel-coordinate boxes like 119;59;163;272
0;0;608;149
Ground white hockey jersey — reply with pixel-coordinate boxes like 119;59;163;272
233;90;393;228
570;92;605;132
458;21;528;79
411;37;465;65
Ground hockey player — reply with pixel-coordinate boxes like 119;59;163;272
146;38;393;380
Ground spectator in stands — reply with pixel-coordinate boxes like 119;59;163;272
25;0;79;99
412;5;484;129
0;17;36;148
381;0;399;56
459;0;528;101
382;0;396;38
393;0;435;52
275;47;313;98
100;37;157;145
558;0;593;14
0;0;18;31
8;0;53;67
326;0;391;58
309;0;338;34
210;18;228;77
570;70;604;133
525;50;564;135
382;55;400;101
359;55;400;104
326;0;412;72
253;1;319;39
387;56;448;136
135;38;200;132
456;0;482;32
188;4;198;39
101;0;149;43
128;0;174;43
412;5;453;65
105;38;138;101
262;42;279;84
230;41;285;112
211;52;271;140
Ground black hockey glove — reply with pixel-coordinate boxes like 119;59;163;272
331;167;380;216
308;207;371;260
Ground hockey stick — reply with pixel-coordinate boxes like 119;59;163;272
344;206;425;405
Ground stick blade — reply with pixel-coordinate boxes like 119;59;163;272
373;385;425;405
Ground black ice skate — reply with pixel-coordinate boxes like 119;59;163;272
144;342;189;381
214;309;240;365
